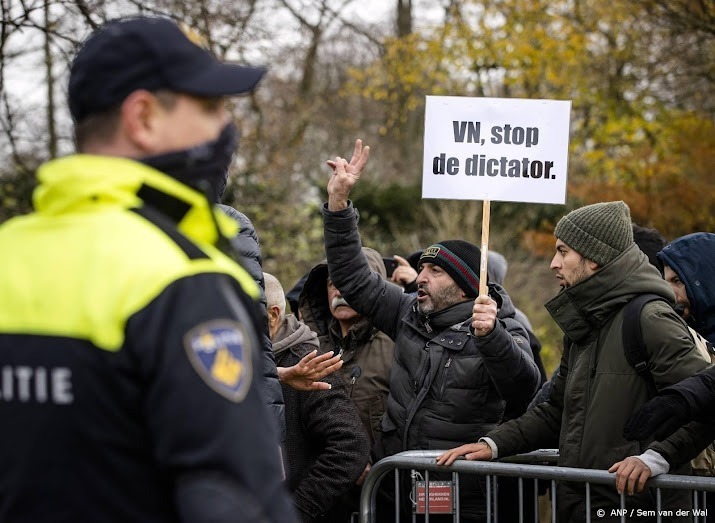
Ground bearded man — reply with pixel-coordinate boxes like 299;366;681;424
320;139;540;522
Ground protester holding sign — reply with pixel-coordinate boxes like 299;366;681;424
322;139;540;522
437;201;709;522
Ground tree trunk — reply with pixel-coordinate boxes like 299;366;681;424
396;0;412;37
44;0;57;158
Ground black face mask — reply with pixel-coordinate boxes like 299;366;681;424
139;122;239;203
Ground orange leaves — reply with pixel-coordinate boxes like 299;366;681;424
569;111;714;238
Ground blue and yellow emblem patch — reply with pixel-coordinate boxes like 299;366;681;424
184;321;252;402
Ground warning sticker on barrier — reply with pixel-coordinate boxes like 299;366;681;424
414;480;454;514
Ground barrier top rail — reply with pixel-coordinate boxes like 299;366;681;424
360;450;715;516
362;450;715;492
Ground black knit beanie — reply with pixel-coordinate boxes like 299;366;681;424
554;201;634;266
419;240;481;298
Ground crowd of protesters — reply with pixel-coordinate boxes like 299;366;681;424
0;13;713;523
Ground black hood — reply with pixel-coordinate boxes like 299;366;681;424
298;247;386;336
658;232;715;344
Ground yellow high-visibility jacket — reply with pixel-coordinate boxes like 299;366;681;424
0;154;295;523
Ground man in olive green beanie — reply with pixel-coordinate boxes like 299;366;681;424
549;200;635;287
554;200;634;267
438;200;709;522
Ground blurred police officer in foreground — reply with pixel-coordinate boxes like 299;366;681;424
0;16;296;523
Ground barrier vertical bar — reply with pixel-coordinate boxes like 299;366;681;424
453;472;460;523
585;482;591;523
551;480;557;523
367;466;378;523
656;488;662;523
425;469;430;523
413;477;417;523
394;469;400;523
694;488;700;523
518;477;524;523
486;475;492;522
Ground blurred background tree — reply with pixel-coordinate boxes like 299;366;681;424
1;0;713;374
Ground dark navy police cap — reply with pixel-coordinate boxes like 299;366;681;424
68;16;266;122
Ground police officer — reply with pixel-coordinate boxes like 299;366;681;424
0;16;296;523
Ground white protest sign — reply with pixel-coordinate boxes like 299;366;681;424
422;96;571;204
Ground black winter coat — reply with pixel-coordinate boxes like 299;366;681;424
322;203;540;454
666;365;715;423
219;204;285;441
273;315;369;522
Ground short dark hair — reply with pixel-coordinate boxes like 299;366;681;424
632;223;667;269
74;105;122;152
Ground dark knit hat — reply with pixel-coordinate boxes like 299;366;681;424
554;201;634;266
419;240;481;298
406;249;424;272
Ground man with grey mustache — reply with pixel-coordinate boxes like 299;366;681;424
297;246;395;521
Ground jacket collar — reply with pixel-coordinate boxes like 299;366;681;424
419;300;474;332
545;244;674;342
33;154;238;245
272;315;319;356
328;316;378;345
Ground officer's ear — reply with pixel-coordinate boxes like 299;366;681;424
120;89;171;155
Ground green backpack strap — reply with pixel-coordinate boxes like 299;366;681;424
622;293;666;398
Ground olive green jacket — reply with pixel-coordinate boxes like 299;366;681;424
487;244;710;521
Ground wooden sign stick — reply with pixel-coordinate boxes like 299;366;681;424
479;199;491;296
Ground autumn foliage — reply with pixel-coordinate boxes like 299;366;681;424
1;0;712;373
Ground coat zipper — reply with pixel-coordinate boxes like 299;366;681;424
404;341;433;449
440;357;453;397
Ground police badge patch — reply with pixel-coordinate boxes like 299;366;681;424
184;320;252;402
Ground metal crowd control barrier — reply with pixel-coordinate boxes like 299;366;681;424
359;450;715;523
